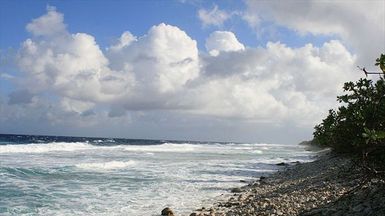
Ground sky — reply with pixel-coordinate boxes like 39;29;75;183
0;0;384;144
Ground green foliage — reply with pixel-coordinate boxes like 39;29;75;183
363;128;385;144
375;53;385;74
313;55;385;154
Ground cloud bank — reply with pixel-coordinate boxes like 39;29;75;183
243;0;385;67
2;3;374;142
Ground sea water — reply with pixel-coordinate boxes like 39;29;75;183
0;134;314;216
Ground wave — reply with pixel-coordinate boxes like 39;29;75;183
251;150;263;154
123;143;197;153
0;141;294;155
75;160;136;171
122;143;264;154
0;142;96;154
0;142;204;154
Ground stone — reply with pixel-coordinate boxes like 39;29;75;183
231;187;243;193
352;204;365;212
161;207;175;216
188;154;385;216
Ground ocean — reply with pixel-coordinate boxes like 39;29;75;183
0;134;314;216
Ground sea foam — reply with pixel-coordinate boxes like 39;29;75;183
0;142;95;153
75;160;136;171
123;143;197;153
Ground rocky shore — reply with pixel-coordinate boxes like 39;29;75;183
183;152;385;216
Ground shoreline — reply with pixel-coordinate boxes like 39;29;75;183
186;151;385;216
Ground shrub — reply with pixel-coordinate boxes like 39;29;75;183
313;55;385;155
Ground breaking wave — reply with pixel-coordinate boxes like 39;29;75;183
75;160;136;171
0;142;95;153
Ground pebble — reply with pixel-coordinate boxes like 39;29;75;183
161;207;175;216
188;152;385;216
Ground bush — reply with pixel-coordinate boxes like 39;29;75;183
313;55;385;155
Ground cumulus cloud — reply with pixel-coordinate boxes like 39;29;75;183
26;5;67;37
194;40;358;125
17;7;134;106
198;5;230;27
108;23;199;95
16;7;201;115
1;6;363;141
108;31;137;52
243;0;385;67
17;31;118;103
205;31;245;56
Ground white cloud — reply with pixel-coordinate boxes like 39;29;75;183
2;6;363;142
26;5;67;37
108;31;137;52
108;23;200;98
198;5;230;27
18;7;200;114
194;40;358;125
205;31;245;56
243;0;385;67
15;7;358;126
18;7;131;105
60;98;95;114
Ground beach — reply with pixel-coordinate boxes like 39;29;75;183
188;151;385;216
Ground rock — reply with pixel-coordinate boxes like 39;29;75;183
161;207;175;216
231;187;243;193
189;213;198;216
352;204;365;212
276;162;287;166
188;154;385;216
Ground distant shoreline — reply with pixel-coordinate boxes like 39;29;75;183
188;151;385;216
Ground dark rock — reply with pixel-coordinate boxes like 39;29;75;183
189;213;198;216
189;154;385;216
276;162;288;166
352;204;365;212
161;207;175;216
231;187;243;193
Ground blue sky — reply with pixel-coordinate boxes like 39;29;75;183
1;1;239;49
0;0;384;143
0;0;335;52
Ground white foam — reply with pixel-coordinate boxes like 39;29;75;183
123;143;267;154
75;160;136;171
0;142;95;154
251;150;263;154
0;142;304;158
123;143;197;153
